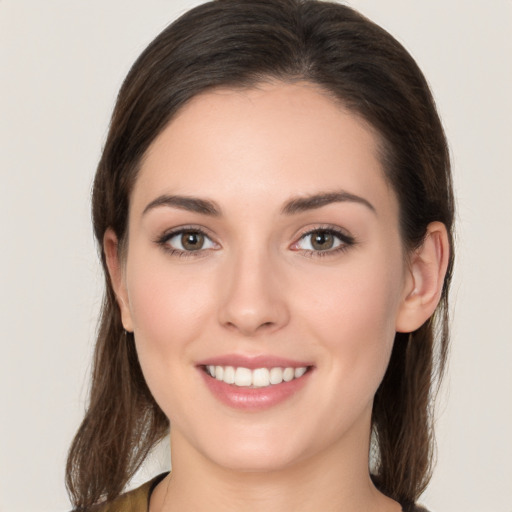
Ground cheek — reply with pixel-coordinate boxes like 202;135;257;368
123;252;217;396
295;255;404;391
123;255;220;422
126;254;211;340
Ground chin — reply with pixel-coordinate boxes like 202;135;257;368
206;445;306;473
192;423;318;473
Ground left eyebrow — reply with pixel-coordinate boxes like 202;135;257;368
281;190;376;215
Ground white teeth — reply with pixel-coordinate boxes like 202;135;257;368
283;367;294;382
206;365;308;388
223;366;235;384
252;368;270;387
269;367;283;385
294;367;307;378
234;367;252;386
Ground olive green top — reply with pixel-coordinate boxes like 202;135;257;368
95;473;429;512
94;473;167;512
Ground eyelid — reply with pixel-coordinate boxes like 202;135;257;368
154;224;355;258
155;225;220;255
290;225;356;255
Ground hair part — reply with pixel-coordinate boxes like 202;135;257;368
66;0;454;509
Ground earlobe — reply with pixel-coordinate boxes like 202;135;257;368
103;229;134;332
395;221;450;333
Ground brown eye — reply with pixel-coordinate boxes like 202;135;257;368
181;232;205;251
293;228;354;255
310;231;335;250
161;229;217;253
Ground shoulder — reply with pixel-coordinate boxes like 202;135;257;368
92;473;168;512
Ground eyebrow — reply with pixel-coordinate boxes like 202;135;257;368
142;194;221;216
281;191;376;215
142;190;376;218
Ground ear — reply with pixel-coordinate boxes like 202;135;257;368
395;221;450;333
103;228;134;332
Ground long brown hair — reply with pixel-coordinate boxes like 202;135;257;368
66;1;454;509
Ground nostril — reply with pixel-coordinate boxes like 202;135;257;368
217;287;290;335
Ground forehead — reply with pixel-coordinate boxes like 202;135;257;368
132;81;396;218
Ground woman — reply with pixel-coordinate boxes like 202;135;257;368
66;0;454;511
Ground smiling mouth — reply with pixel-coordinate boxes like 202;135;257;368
202;365;311;388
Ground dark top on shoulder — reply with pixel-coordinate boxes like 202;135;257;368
90;473;166;512
404;504;430;512
91;473;429;512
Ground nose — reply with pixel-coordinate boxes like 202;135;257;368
217;247;290;337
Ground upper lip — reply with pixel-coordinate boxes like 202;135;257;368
196;354;313;369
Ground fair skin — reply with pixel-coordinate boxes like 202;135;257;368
105;82;449;512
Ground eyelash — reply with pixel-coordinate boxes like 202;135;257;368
155;226;217;258
292;226;356;258
155;225;356;259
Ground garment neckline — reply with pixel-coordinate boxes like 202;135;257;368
145;472;424;512
146;472;170;511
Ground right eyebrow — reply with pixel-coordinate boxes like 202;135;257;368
142;194;221;217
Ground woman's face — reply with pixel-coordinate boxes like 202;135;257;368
112;82;415;472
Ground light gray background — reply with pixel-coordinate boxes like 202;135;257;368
1;1;511;511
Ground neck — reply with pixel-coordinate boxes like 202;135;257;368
151;414;401;512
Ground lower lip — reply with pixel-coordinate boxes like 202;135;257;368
199;368;312;411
